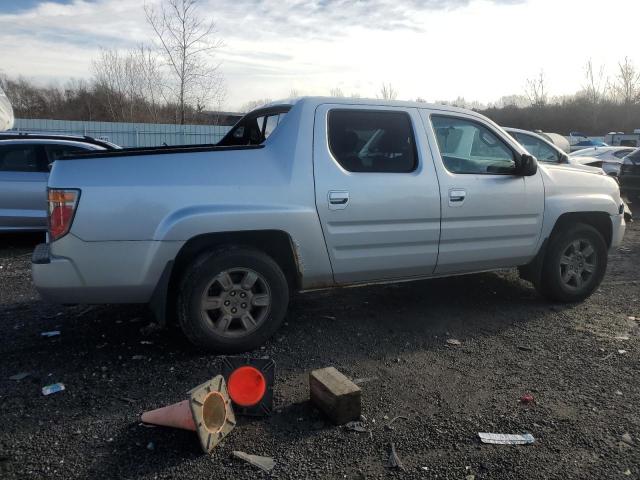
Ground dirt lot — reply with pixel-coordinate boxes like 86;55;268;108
1;223;639;479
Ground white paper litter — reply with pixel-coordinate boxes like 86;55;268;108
478;432;535;445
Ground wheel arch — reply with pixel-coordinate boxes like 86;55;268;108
151;229;302;326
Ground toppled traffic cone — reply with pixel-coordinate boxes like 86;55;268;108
141;375;236;453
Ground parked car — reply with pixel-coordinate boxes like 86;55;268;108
620;148;640;204
570;146;636;177
505;127;604;173
32;98;626;352
0;133;119;232
568;132;608;152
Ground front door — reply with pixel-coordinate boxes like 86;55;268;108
313;105;441;284
419;110;544;274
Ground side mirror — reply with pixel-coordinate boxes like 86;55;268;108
516;153;538;176
560;153;570;164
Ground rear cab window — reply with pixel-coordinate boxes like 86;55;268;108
218;107;290;146
327;110;418;173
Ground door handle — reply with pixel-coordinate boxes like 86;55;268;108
449;189;466;206
328;190;349;210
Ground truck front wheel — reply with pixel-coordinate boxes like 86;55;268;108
177;246;289;352
536;223;607;302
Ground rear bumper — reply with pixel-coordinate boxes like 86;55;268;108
32;234;183;304
610;213;626;251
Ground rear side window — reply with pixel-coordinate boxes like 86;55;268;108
0;145;46;172
328;110;417;173
46;144;90;161
512;132;560;163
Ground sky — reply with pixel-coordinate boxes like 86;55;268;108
0;0;638;111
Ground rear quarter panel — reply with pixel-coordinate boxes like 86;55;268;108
47;101;334;288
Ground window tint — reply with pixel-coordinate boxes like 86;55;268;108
513;133;560;163
0;145;44;172
614;149;634;159
328;110;417;173
218;109;290;146
431;116;515;174
46;144;89;161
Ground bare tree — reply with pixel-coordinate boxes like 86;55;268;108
329;87;344;97
240;98;272;113
379;83;398;100
582;59;608;105
613;57;640;105
145;0;225;124
525;70;548;107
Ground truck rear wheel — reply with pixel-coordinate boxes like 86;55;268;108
536;223;607;303
177;246;289;352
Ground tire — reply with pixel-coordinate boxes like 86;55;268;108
177;246;289;352
535;223;607;303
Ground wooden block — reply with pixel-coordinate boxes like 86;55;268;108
309;367;361;425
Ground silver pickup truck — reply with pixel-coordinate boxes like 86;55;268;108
33;97;626;352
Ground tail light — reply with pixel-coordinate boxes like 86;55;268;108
48;189;80;241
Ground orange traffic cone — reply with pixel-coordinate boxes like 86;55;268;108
141;375;236;453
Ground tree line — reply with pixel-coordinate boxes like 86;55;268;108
1;0;225;126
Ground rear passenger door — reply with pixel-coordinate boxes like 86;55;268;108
0;144;49;230
313;105;441;284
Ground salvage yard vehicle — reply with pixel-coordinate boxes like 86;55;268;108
620;148;640;204
0;133;119;232
32;98;626;352
570;146;636;177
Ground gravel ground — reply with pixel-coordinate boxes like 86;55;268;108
1;222;639;479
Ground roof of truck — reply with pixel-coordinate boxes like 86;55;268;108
261;96;475;115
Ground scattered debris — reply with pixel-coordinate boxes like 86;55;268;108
140;341;153;345
478;432;535;445
42;383;66;396
517;345;533;352
146;441;155;451
446;338;462;346
621;433;633;446
385;415;408;430
520;393;535;405
623;469;632;476
386;442;406;471
344;421;368;433
615;390;623;396
41;330;61;338
618;350;627;355
628;316;636;321
353;376;379;385
140;322;161;336
614;335;630;341
466;475;476;480
74;306;95;317
132;355;146;360
118;397;137;403
310;367;361;425
9;372;29;381
322;315;336;320
232;451;275;473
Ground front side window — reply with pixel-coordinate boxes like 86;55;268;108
614;149;634;159
431;116;515;174
0;145;44;172
513;132;560;163
328;110;417;173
